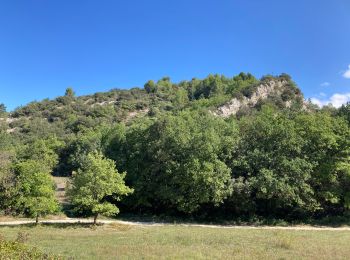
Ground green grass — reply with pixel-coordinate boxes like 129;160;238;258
0;224;350;259
0;235;61;259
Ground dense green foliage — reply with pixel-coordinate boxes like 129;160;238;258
0;103;6;116
0;73;349;221
108;111;237;213
0;235;60;259
67;152;133;223
338;102;350;125
227;107;350;218
13;160;59;222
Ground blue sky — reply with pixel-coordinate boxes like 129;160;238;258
0;0;349;110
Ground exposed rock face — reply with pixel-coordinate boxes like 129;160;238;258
125;108;150;122
214;79;292;117
0;117;18;123
215;98;243;117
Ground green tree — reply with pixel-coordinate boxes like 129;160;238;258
65;87;75;98
144;80;157;93
67;152;133;224
231;106;318;217
338;102;350;125
172;88;189;109
0;103;6;116
0;151;15;213
112;111;237;214
14;160;59;223
16;137;63;172
295;111;350;213
59;125;123;176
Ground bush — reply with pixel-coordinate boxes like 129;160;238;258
0;237;61;259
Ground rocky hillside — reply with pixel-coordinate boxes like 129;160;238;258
0;73;309;139
214;77;305;117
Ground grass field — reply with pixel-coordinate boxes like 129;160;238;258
1;223;350;259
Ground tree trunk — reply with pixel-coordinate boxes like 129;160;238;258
93;213;98;225
35;215;39;225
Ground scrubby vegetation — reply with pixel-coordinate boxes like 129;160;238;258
0;73;349;222
0;232;60;259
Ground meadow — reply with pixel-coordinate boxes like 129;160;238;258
1;223;350;259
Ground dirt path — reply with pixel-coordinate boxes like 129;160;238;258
1;218;350;231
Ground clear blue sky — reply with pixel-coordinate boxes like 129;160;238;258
1;0;350;110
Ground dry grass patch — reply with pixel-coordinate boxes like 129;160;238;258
106;222;133;232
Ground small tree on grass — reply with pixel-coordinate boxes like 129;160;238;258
67;152;133;224
14;160;59;224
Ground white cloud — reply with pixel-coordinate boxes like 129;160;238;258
310;97;324;107
310;93;350;108
319;92;326;97
320;82;330;87
329;93;350;108
343;65;350;79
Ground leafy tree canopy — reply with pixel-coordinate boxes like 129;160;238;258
13;160;59;222
67;151;133;223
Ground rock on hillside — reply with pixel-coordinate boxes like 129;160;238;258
214;79;303;117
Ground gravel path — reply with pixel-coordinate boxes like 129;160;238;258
1;218;350;231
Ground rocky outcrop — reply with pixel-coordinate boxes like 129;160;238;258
214;79;293;117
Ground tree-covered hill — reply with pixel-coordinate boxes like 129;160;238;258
1;72;349;222
1;73;307;140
